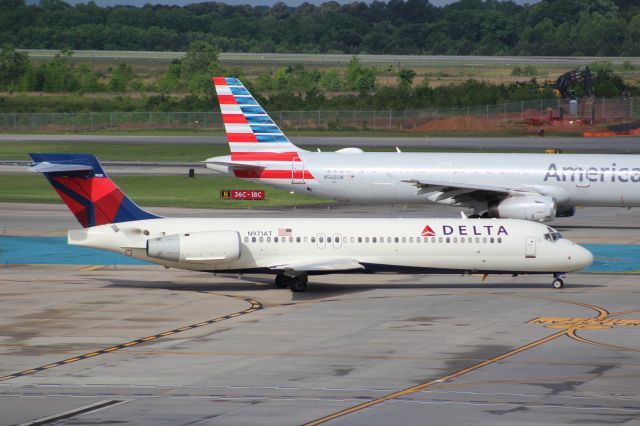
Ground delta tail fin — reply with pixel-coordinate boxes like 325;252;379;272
29;153;160;228
212;77;304;162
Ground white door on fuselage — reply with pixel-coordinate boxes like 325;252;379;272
525;236;536;258
292;159;305;184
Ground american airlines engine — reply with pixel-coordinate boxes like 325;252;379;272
30;153;592;292
207;77;640;222
488;195;557;222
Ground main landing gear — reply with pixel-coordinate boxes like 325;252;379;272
274;273;308;292
552;273;565;289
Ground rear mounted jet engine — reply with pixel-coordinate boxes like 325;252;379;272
488;196;557;222
147;230;241;264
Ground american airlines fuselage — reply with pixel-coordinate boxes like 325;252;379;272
208;76;640;222
208;151;640;217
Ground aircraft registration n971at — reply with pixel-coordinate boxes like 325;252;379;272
207;76;640;221
30;153;592;292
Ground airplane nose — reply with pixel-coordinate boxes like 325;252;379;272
570;244;593;270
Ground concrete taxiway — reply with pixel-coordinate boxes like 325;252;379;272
2;134;640;153
2;202;640;425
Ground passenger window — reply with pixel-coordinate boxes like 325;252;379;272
365;237;370;243
304;237;308;243
311;237;316;243
490;237;495;243
446;237;450;243
483;237;487;243
252;237;256;243
296;237;301;243
416;237;421;243
497;237;502;243
358;237;362;243
373;237;377;243
431;237;435;243
335;237;340;243
395;237;399;243
402;237;406;243
350;237;355;243
409;237;414;243
319;237;324;243
259;237;264;243
267;237;271;243
289;237;293;243
475;237;480;243
387;237;392;243
274;237;278;242
438;237;443;243
327;237;332;243
244;237;249;243
453;237;458;243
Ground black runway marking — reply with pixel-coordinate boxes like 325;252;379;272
0;297;262;382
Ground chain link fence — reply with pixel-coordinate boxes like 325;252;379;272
0;98;635;132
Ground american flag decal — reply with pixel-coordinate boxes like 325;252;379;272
278;228;293;236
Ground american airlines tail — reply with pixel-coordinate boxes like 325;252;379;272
212;76;304;158
29;153;159;228
208;77;314;183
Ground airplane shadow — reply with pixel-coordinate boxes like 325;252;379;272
106;277;604;301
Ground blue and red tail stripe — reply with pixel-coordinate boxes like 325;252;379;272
212;76;297;149
29;153;159;228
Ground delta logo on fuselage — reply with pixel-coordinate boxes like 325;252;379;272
544;163;640;183
421;224;508;237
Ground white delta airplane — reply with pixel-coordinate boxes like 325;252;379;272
30;153;592;292
207;76;640;221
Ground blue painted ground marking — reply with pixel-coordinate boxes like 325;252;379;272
0;236;149;265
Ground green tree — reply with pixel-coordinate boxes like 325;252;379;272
0;44;30;90
109;63;133;92
180;41;221;95
397;68;416;90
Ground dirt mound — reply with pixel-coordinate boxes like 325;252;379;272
411;116;511;132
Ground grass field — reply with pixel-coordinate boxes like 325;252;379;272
0;175;331;209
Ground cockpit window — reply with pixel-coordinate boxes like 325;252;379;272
544;227;563;241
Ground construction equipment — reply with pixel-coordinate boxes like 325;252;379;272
553;66;593;99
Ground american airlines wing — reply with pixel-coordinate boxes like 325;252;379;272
270;258;365;273
401;179;547;203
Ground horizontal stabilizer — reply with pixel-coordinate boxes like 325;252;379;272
29;161;94;174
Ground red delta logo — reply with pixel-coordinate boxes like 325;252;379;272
421;225;436;236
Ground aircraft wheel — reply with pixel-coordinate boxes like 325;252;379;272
274;274;289;288
289;276;308;293
552;278;564;289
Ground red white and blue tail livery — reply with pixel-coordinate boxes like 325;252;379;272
209;77;314;184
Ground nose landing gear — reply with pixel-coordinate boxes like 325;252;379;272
552;273;565;289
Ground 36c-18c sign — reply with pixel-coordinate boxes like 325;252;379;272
220;190;265;200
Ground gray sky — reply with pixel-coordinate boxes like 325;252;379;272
59;0;539;7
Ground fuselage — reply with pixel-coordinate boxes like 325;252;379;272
209;151;640;208
69;217;592;275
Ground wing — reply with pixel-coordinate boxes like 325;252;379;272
270;258;365;273
402;179;545;203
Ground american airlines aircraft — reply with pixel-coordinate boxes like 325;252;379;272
30;153;592;292
207;77;640;221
